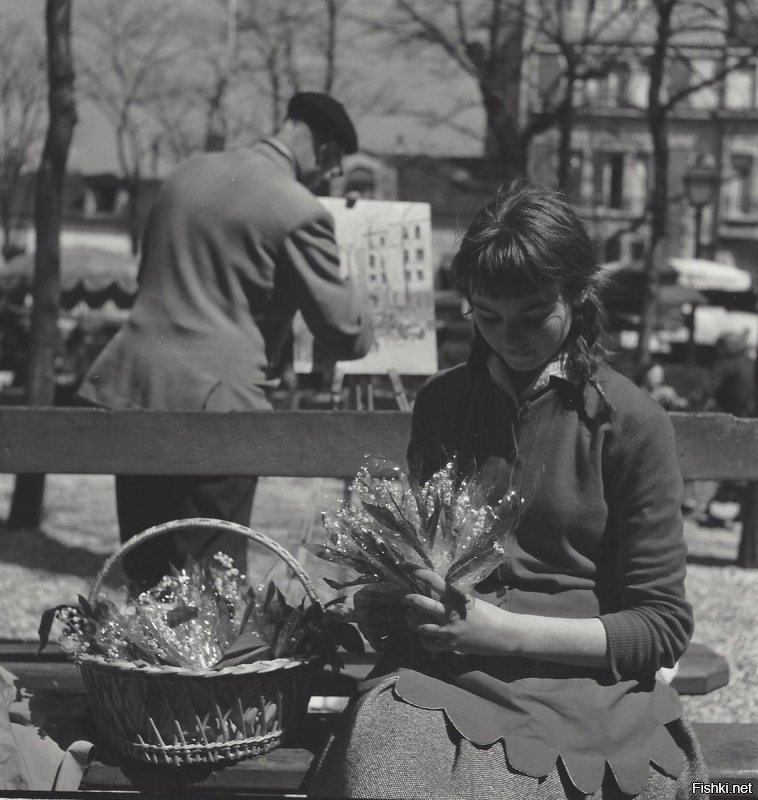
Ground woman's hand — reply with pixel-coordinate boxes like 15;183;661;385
404;569;610;667
402;569;513;656
353;584;406;652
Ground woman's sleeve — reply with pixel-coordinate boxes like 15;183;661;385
598;411;694;680
406;377;454;484
407;379;434;484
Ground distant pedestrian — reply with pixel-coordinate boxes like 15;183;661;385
637;362;688;411
703;331;755;525
78;92;373;588
708;332;754;417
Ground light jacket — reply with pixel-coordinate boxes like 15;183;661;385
79;139;371;411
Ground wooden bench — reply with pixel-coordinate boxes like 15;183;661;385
1;407;756;796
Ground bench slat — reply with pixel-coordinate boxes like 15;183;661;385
0;408;757;480
0;408;410;478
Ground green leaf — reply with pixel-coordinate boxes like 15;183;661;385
415;493;429;529
361;502;401;529
77;595;94;619
426;496;442;549
165;605;199;628
324;575;383;590
333;622;365;655
37;607;62;654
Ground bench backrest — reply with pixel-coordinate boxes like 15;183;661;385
0;408;755;481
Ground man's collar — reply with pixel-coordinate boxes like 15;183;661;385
259;137;300;179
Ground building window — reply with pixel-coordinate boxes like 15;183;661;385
627;67;650;108
585;64;630;109
726;154;754;215
565;151;584;202
605;65;630;108
690;59;718;110
725;66;756;110
630;239;646;260
627;154;649;215
537;53;563;109
667;58;692;106
592;152;625;210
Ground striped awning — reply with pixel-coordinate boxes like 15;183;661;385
0;246;138;310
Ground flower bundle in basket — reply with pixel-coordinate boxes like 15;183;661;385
39;518;362;767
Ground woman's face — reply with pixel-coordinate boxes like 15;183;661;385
470;285;573;372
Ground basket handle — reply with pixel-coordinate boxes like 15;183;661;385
89;517;322;607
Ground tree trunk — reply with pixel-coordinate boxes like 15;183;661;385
8;0;76;529
635;1;673;370
479;0;527;186
127;179;141;256
482;90;528;186
738;482;758;568
555;70;576;191
204;76;228;152
204;0;238;152
322;0;338;93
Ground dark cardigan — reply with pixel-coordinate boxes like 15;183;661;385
382;355;695;791
406;357;693;680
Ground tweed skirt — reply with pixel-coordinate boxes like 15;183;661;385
305;676;709;800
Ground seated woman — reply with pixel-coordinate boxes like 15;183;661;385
306;183;707;800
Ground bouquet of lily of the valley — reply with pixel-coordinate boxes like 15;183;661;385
310;457;527;597
39;552;363;673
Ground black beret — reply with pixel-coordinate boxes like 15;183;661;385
287;92;358;154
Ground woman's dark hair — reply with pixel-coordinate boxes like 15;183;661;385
449;181;610;389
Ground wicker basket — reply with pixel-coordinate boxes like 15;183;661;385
79;517;322;767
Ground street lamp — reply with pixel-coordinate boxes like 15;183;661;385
683;153;719;259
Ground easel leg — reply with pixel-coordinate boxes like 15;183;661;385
331;367;345;410
387;369;410;412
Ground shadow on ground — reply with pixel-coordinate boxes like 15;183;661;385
0;521;120;586
686;553;738;568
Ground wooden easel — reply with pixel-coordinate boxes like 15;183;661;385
329;368;410;412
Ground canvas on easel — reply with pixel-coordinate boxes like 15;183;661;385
293;197;438;378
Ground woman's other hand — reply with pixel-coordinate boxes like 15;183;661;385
403;569;512;656
353;584;405;652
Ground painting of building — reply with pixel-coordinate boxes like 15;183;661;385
293;197;437;376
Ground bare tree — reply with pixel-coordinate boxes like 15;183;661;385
236;0;359;132
106;0;384;174
76;0;188;254
0;17;46;260
354;0;529;184
351;1;643;188
9;0;77;529
636;0;758;368
527;1;648;189
203;0;240;152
